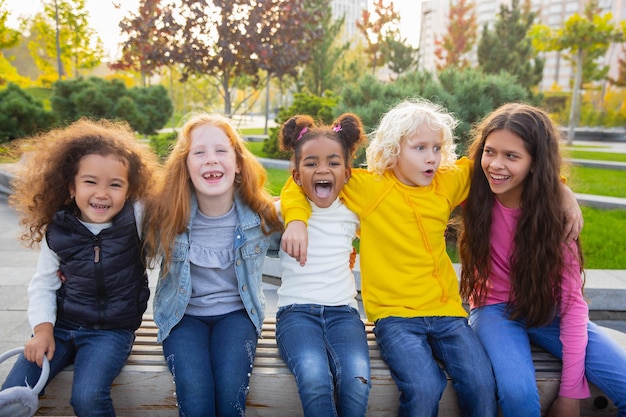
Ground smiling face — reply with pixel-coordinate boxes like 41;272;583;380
293;136;350;208
392;124;442;187
481;129;533;208
70;154;129;224
186;123;240;215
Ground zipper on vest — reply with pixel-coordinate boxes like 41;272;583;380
93;236;106;327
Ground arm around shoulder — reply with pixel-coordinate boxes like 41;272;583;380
280;176;312;226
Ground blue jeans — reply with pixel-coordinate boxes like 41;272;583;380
162;309;258;417
2;326;134;417
373;316;497;417
276;304;371;417
470;303;626;417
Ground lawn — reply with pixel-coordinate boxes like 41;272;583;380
244;140;269;158
265;167;291;196
568;167;626;198
580;207;626;269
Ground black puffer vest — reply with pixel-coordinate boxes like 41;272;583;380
46;202;149;330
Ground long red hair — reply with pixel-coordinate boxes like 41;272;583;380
143;113;282;269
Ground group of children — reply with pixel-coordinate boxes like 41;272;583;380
1;98;625;417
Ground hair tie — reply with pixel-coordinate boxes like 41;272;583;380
332;123;342;132
297;127;308;141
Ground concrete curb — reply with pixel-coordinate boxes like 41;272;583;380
576;193;626;209
570;158;626;171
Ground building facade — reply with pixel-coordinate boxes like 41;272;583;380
331;0;369;43
418;0;625;91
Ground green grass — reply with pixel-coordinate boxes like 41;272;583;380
567;149;626;163
244;141;269;158
568;167;626;198
241;127;267;135
580;207;626;269
265;167;291;196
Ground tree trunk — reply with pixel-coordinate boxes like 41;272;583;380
223;76;232;117
264;73;271;135
567;48;583;145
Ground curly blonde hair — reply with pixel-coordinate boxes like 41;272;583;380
366;99;458;175
142;112;283;267
9;118;158;247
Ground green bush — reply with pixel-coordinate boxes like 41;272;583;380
437;68;533;149
128;85;174;135
0;83;55;143
50;77;173;135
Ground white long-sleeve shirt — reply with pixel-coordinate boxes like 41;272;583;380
276;198;359;309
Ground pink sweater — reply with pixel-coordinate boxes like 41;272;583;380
471;199;590;399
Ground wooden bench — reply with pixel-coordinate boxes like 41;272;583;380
35;316;619;417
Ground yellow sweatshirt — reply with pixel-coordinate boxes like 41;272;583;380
281;157;472;322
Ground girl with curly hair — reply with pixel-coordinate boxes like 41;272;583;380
2;118;158;417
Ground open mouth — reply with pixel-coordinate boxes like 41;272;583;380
489;173;510;183
90;203;110;210
202;172;223;180
314;180;333;199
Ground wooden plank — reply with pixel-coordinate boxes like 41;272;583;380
35;317;620;417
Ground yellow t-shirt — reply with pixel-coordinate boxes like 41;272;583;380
281;157;472;322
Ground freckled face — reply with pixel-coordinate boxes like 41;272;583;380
481;129;533;208
392;125;442;187
70;154;129;224
293;137;350;208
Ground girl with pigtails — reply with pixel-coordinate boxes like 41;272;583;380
274;113;371;417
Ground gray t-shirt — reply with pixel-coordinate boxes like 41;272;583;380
185;205;244;316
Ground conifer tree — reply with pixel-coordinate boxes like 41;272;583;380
477;0;544;91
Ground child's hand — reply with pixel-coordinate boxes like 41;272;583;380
281;221;308;266
561;185;583;242
547;396;580;417
24;322;55;367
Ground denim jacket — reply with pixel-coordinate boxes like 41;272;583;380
153;193;280;342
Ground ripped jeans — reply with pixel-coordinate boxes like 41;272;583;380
276;304;371;417
162;310;258;417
